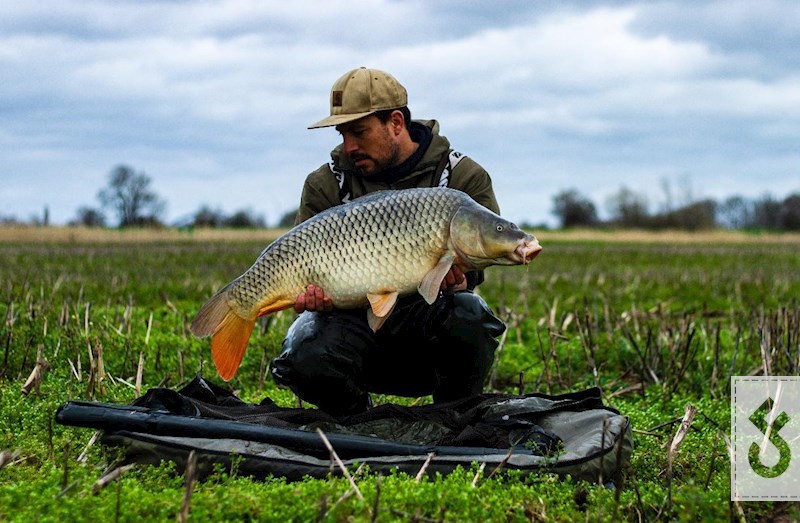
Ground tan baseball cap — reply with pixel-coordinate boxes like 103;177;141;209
308;67;408;129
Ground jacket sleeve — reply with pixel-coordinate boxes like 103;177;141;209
446;156;500;215
295;165;344;225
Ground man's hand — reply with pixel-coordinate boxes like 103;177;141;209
440;266;468;293
294;284;334;313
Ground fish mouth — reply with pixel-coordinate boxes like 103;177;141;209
515;237;542;264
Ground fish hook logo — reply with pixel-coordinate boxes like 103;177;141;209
748;398;791;478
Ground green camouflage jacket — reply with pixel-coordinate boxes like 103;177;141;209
295;120;500;290
295;120;500;224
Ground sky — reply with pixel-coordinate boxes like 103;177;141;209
2;0;799;227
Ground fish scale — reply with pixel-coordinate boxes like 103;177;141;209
191;187;541;381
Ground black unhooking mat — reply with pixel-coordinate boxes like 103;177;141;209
55;375;632;483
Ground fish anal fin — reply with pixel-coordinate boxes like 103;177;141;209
418;254;454;304
211;311;255;381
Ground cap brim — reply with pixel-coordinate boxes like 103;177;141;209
307;110;375;129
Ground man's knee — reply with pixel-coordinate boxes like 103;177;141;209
269;311;373;415
425;292;506;403
445;292;506;341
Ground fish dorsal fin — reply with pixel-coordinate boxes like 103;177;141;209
366;291;399;332
418;253;454;304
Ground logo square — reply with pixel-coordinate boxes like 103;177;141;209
732;377;800;501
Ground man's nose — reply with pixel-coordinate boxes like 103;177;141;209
342;134;358;155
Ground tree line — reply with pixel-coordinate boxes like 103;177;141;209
4;165;798;231
550;186;800;231
66;165;297;229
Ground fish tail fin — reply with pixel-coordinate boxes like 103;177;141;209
190;284;233;338
210;311;255;381
191;284;255;381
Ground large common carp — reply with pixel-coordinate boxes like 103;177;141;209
191;187;542;381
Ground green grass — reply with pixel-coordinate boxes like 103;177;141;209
1;233;799;521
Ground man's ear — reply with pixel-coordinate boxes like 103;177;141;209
390;110;405;135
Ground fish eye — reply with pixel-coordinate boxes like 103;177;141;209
495;224;504;232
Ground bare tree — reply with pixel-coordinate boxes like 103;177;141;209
749;193;781;230
605;186;649;227
659;177;673;214
718;195;750;229
98;165;166;227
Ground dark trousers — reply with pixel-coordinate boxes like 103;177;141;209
269;291;506;416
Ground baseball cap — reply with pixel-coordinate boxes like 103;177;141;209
308;67;408;129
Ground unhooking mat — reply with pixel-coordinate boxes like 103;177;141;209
56;375;632;483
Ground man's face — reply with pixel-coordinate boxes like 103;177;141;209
336;115;400;177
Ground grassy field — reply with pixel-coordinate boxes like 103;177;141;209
1;227;799;521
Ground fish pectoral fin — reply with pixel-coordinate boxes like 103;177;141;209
366;291;399;332
418;254;454;304
367;309;390;332
367;291;399;318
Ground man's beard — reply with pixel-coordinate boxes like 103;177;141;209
351;129;400;177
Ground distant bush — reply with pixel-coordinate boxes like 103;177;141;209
548;185;800;231
69;206;107;227
224;209;266;228
551;189;599;228
277;208;299;228
190;206;266;228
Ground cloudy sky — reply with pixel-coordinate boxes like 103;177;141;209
2;0;799;227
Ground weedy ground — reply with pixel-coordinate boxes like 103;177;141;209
1;227;799;521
